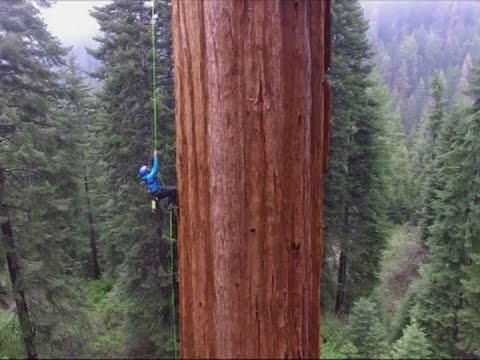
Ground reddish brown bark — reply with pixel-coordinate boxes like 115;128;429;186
173;0;331;357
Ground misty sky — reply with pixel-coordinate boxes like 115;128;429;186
41;1;111;45
41;1;478;46
39;0;405;46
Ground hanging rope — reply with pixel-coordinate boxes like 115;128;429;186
169;209;178;359
152;2;178;357
151;1;158;150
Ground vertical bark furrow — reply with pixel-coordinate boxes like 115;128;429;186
173;1;331;357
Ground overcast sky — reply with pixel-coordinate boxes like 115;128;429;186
41;1;111;45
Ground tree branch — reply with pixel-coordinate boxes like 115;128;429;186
0;124;16;136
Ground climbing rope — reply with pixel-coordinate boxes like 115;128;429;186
151;2;158;150
152;2;178;357
169;209;178;359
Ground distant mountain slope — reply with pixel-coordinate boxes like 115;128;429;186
362;1;480;134
70;43;101;75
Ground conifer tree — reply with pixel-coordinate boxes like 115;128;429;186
348;297;388;358
60;56;101;279
411;111;463;358
456;67;480;357
454;53;474;106
369;70;417;223
412;95;477;357
391;322;432;359
419;72;446;241
0;0;90;357
324;0;388;314
89;0;177;356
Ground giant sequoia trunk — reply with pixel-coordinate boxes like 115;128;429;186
0;169;38;359
173;0;331;357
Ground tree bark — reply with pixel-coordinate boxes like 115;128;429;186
335;205;349;315
83;174;101;280
173;0;331;357
0;169;38;359
334;251;346;315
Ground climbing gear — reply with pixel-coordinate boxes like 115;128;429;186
151;199;157;212
167;203;178;212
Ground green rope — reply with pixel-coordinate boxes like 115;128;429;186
152;3;177;357
151;1;158;149
169;209;178;359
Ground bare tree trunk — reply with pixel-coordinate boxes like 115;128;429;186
0;169;38;359
334;251;346;315
173;0;331;357
84;174;101;279
335;205;349;315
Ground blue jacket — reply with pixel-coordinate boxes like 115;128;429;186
141;156;163;194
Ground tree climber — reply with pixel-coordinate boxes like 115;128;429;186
139;150;178;208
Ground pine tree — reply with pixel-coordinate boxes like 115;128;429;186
411;109;463;358
89;0;177;356
455;53;475;106
348;297;388;358
413;78;429;127
456;67;480;357
419;72;446;242
412;94;478;357
60;55;101;279
0;0;90;357
324;0;388;314
459;254;480;356
370;70;417;223
391;322;432;359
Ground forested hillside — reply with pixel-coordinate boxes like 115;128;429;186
363;0;480;135
1;0;480;358
322;1;480;358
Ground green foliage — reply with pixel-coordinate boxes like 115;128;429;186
380;225;426;318
323;0;389;314
322;316;359;359
0;0;91;357
459;253;480;355
419;72;447;241
87;0;178;356
455;67;480;357
90;330;126;359
411;68;480;358
322;338;358;359
369;70;418;224
388;286;417;343
348;297;388;358
86;279;114;305
391;321;432;359
326;4;480;359
0;311;23;359
85;279;127;358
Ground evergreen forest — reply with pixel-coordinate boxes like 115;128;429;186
322;1;480;358
0;0;479;358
